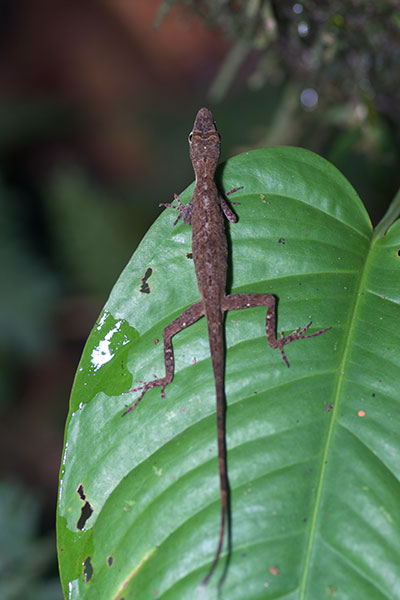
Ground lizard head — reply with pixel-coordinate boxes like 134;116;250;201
189;107;221;176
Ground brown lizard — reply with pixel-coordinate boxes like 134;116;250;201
123;107;330;586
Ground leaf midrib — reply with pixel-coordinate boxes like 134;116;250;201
298;229;373;598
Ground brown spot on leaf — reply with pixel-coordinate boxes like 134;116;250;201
77;484;86;501
139;267;153;294
83;556;93;583
76;484;94;530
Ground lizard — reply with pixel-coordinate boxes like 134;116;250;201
123;107;331;586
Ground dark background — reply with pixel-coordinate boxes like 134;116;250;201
1;1;399;597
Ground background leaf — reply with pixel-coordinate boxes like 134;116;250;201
57;147;400;599
0;480;63;600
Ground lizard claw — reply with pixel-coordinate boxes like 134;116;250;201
225;185;244;206
160;194;186;225
277;321;331;368
301;325;332;339
225;185;244;196
294;321;332;340
122;379;146;394
279;347;290;368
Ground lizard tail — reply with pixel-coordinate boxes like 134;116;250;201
201;309;228;586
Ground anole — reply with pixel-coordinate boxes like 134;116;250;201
123;108;330;586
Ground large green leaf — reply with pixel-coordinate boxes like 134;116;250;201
57;147;400;599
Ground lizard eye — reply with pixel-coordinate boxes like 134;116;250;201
188;132;193;142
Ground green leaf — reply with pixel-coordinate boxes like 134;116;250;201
57;147;400;599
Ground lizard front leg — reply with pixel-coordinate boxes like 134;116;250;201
222;293;330;367
122;300;204;416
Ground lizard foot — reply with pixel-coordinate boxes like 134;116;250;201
277;321;332;367
122;377;168;416
160;193;186;225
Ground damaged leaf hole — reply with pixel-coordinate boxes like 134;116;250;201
76;484;94;530
140;267;153;294
83;556;93;583
107;555;113;567
397;249;400;257
186;252;193;260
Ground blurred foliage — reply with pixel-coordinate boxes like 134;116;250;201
0;184;56;356
0;180;58;408
44;166;134;295
0;479;63;600
157;0;400;218
0;97;71;151
271;0;400;121
160;0;400;125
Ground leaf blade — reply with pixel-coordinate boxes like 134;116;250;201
57;147;400;599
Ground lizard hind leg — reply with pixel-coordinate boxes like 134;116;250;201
121;300;205;416
222;293;331;368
